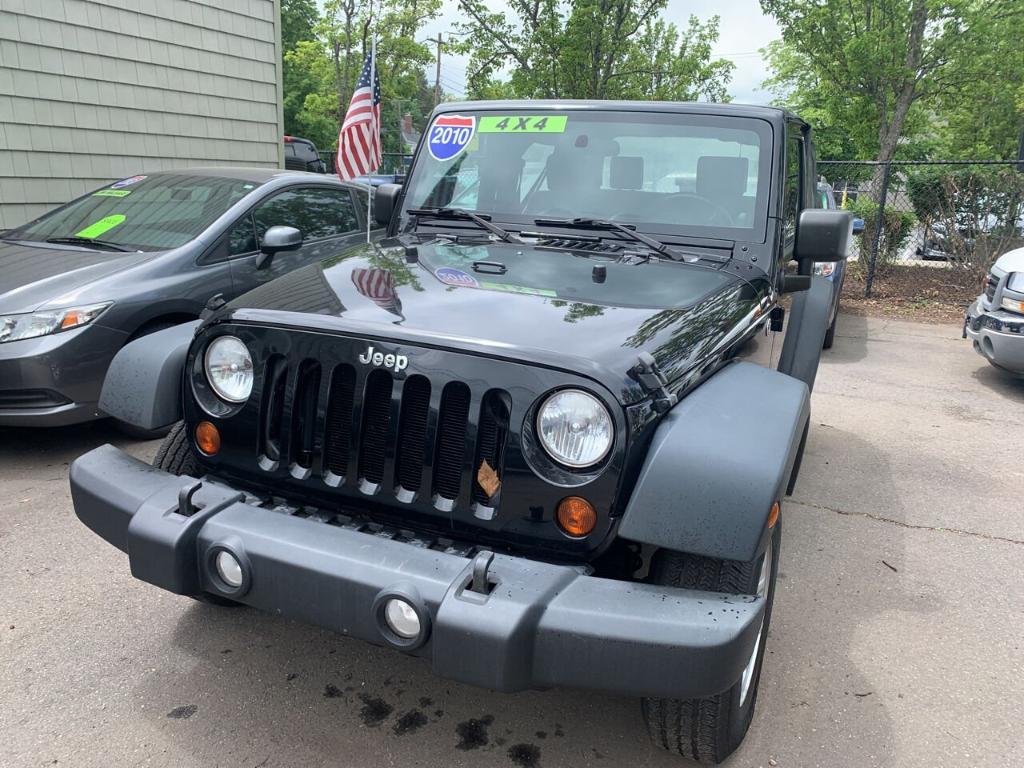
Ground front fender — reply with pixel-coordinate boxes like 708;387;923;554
98;321;200;429
618;361;809;562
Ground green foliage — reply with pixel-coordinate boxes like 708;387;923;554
761;0;1024;163
453;0;733;101
905;166;1024;272
847;198;916;274
279;0;440;155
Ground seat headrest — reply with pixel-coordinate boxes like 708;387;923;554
696;156;749;199
545;150;601;193
610;156;643;190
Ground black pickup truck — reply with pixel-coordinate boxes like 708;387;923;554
70;101;852;763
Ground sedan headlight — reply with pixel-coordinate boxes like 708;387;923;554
536;389;613;468
0;302;111;344
204;336;254;403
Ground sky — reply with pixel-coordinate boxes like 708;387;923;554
421;0;782;105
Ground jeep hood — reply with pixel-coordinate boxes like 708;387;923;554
0;240;151;314
222;240;769;405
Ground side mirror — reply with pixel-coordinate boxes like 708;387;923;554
374;183;402;227
256;225;302;269
794;209;853;266
852;217;865;236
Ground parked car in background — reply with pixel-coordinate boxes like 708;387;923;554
0;169;378;431
964;246;1024;375
813;180;861;348
283;136;327;173
918;221;976;261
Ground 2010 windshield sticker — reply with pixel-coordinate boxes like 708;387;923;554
111;175;146;189
478;116;568;133
427;115;476;161
92;189;131;198
435;266;479;288
75;214;126;239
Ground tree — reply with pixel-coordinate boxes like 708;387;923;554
760;0;1023;164
280;0;441;156
454;0;733;101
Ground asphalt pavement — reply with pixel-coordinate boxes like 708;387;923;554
1;313;1022;768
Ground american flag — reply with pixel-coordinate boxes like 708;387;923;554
336;49;382;181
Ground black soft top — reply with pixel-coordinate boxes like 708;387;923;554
432;99;803;128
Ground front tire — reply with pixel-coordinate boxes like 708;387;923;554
152;422;241;608
642;520;781;764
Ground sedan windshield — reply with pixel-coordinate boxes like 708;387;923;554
5;174;258;252
401;110;772;241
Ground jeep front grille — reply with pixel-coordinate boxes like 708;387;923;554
259;359;510;513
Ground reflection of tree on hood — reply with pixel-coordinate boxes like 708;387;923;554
550;300;606;323
624;283;763;376
320;242;425;293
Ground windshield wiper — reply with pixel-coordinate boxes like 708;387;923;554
45;236;133;252
533;218;728;264
407;207;523;243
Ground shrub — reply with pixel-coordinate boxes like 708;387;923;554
846;198;916;275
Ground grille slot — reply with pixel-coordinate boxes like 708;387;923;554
473;390;511;505
985;273;999;301
394;375;431;493
357;370;394;487
324;364;357;477
260;355;287;463
432;381;471;502
289;361;321;470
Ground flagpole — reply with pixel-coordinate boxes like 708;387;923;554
366;35;377;245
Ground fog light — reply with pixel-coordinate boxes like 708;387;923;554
215;550;243;589
195;421;220;455
557;496;597;537
384;598;421;639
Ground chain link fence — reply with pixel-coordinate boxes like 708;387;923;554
817;160;1024;296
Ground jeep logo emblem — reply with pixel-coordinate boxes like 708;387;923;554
358;345;408;373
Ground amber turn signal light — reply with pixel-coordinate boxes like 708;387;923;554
767;501;780;529
557;496;597;537
195;421;221;456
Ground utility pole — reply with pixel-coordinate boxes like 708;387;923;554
428;35;444;105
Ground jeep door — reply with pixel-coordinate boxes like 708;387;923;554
227;185;365;291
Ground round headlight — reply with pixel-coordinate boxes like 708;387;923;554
204;336;253;403
536;390;613;468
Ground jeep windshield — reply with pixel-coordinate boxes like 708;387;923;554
400;110;772;243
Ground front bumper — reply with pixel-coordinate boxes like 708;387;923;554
965;299;1024;375
70;445;766;700
0;324;126;426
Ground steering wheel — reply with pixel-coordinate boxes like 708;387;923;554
659;193;736;227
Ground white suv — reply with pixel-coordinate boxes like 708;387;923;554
965;247;1024;375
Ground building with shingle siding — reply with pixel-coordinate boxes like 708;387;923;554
0;0;284;229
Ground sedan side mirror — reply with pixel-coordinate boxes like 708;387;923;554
256;225;303;269
374;183;402;227
794;209;853;267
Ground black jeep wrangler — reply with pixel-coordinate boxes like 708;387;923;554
71;101;852;763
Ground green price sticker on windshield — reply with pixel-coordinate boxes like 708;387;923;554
93;189;132;198
478;116;567;133
75;214;126;239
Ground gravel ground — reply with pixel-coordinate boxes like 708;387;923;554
1;313;1022;768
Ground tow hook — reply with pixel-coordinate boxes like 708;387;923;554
470;550;495;595
178;481;202;516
